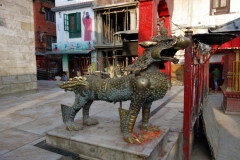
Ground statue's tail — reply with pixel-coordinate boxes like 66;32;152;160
58;76;90;93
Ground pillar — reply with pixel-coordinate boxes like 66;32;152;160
62;54;69;77
183;29;193;160
130;10;137;30
138;0;159;56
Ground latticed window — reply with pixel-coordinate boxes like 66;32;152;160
210;0;230;15
64;12;81;38
46;36;56;50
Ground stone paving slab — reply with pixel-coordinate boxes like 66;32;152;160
0;144;63;160
0;113;35;128
15;114;64;136
0;128;43;156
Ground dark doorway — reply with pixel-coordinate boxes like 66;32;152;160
209;63;223;90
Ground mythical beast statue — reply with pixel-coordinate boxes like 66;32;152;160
58;34;190;144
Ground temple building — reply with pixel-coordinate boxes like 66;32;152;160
210;18;240;114
0;0;37;96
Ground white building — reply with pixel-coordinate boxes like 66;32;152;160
172;0;240;63
48;0;96;78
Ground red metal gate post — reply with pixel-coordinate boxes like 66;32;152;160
183;29;193;160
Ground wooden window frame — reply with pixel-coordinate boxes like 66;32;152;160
64;12;81;38
44;8;55;22
210;0;230;15
46;36;56;51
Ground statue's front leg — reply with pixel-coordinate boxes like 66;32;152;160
139;102;159;131
122;76;152;143
61;104;83;131
61;94;87;131
122;101;144;144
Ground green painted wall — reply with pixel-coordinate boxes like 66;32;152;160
62;54;69;76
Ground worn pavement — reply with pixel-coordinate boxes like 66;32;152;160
0;80;239;160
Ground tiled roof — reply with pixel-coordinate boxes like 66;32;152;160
208;17;240;34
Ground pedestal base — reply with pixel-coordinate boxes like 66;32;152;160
46;117;169;160
221;86;240;115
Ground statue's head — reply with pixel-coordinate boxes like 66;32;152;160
150;35;191;64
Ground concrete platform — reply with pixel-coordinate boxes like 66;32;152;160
46;117;170;160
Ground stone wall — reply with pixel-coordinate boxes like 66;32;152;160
0;0;38;96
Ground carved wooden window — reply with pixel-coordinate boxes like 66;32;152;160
210;0;230;15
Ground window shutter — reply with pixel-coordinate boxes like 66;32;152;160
76;12;81;32
64;14;69;31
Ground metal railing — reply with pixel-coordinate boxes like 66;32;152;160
183;30;211;159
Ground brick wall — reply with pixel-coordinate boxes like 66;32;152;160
0;0;38;96
34;0;56;53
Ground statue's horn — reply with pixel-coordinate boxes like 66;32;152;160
172;36;191;50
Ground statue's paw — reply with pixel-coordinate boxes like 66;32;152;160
124;133;145;144
65;122;83;131
83;117;99;126
138;123;160;131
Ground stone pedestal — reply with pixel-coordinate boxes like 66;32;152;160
46;117;169;160
221;85;240;114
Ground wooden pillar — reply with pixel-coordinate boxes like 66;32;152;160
138;0;173;80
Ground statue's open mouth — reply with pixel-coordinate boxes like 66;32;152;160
151;36;190;64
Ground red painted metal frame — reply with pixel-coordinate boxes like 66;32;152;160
183;30;193;160
183;31;225;159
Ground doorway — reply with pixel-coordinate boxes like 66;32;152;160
209;63;223;90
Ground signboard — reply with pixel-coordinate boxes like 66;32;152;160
52;41;94;52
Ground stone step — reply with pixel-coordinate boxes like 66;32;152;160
157;132;181;160
46;116;171;160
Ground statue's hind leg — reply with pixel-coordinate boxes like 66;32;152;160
61;93;88;131
82;100;99;126
139;102;159;131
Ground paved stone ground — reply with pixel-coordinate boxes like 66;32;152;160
210;93;240;160
191;91;240;160
0;80;239;160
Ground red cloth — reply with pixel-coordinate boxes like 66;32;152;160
221;56;225;70
82;18;92;41
221;56;225;65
